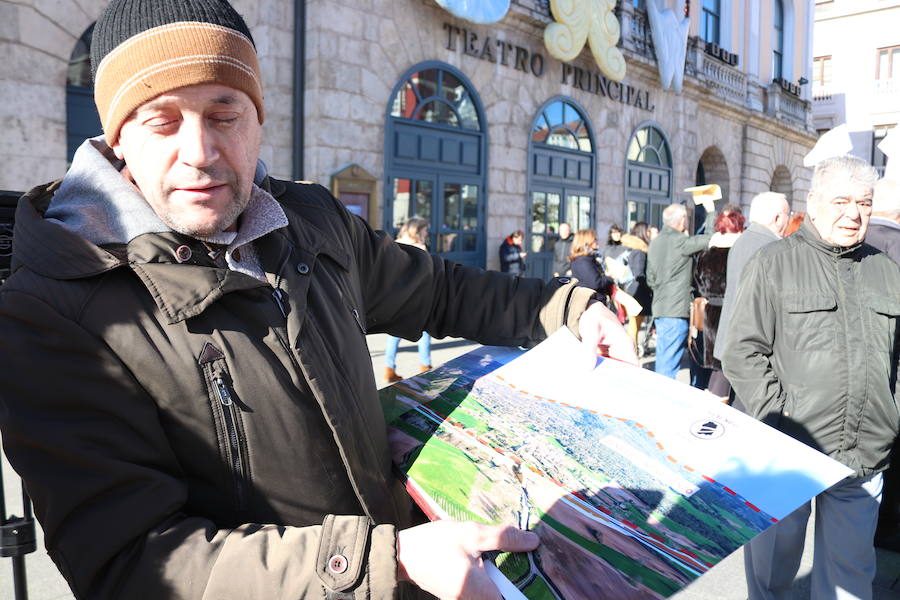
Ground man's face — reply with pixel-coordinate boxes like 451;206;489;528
559;223;571;239
112;83;262;238
808;179;873;247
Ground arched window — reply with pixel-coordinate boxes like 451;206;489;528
625;124;673;230
527;98;596;280
773;0;784;80
66;24;102;161
385;63;487;267
770;165;793;206
390;68;481;131
627;125;672;167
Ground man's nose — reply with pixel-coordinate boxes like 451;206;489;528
844;200;861;220
177;119;219;167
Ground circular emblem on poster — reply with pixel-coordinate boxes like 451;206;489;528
689;419;725;440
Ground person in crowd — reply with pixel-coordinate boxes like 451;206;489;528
712;191;790;399
867;178;900;553
688;211;745;398
785;211;805;236
551;221;573;277
867;178;900;263
602;224;623;259
383;216;432;383
723;156;900;600
609;222;652;350
0;1;637;598
646;201;716;379
649;225;660;240
568;228;615;299
499;229;527;276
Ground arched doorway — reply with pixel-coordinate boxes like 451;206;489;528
770;165;793;206
694;146;730;233
625;123;673;231
384;62;487;267
66;23;102;162
527;97;596;281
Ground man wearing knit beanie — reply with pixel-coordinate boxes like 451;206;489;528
0;0;635;598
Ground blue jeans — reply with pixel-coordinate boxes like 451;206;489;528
384;332;432;368
654;317;688;379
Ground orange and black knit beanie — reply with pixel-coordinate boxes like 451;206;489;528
91;0;264;144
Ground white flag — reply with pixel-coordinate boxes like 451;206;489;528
803;124;854;167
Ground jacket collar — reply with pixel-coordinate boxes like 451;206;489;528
745;222;780;241
620;233;648;252
12;175;347;325
796;215;864;258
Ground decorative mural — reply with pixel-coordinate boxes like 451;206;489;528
433;0;510;24
647;0;690;94
543;0;626;82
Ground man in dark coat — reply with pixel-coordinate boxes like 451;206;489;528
868;177;900;552
0;1;636;598
723;156;900;600
646;200;716;379
712;191;790;382
552;222;573;276
867;178;900;264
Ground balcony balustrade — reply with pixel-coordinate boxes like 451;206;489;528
685;36;749;108
766;81;811;129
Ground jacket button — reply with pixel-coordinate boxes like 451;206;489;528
297;262;310;275
328;554;348;574
174;245;192;263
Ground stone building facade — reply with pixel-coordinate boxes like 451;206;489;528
0;0;295;188
1;0;816;275
811;0;899;176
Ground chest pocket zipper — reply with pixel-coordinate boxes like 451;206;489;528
198;344;251;515
213;374;249;513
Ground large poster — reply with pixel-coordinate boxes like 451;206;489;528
380;329;852;599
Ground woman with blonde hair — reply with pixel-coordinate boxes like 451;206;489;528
383;217;433;383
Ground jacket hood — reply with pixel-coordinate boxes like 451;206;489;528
619;234;648;252
12;181;124;280
12;138;285;283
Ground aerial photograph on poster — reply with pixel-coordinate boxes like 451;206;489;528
379;329;853;599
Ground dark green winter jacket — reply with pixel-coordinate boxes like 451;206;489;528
646;211;715;318
0;176;595;599
722;218;900;477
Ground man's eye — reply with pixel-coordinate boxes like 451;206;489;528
210;114;239;125
146;118;178;129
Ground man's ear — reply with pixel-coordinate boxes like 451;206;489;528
806;192;817;219
110;139;125;160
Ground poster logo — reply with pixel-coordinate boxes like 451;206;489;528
690;419;725;440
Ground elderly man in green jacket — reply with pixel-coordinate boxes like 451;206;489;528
722;155;900;600
0;1;636;599
647;200;716;378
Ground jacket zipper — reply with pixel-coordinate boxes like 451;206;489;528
272;274;287;319
214;375;248;511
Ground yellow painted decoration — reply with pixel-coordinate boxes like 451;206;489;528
544;0;626;82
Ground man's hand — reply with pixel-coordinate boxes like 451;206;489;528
397;521;538;600
578;301;640;366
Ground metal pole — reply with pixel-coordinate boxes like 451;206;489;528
1;464;36;600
